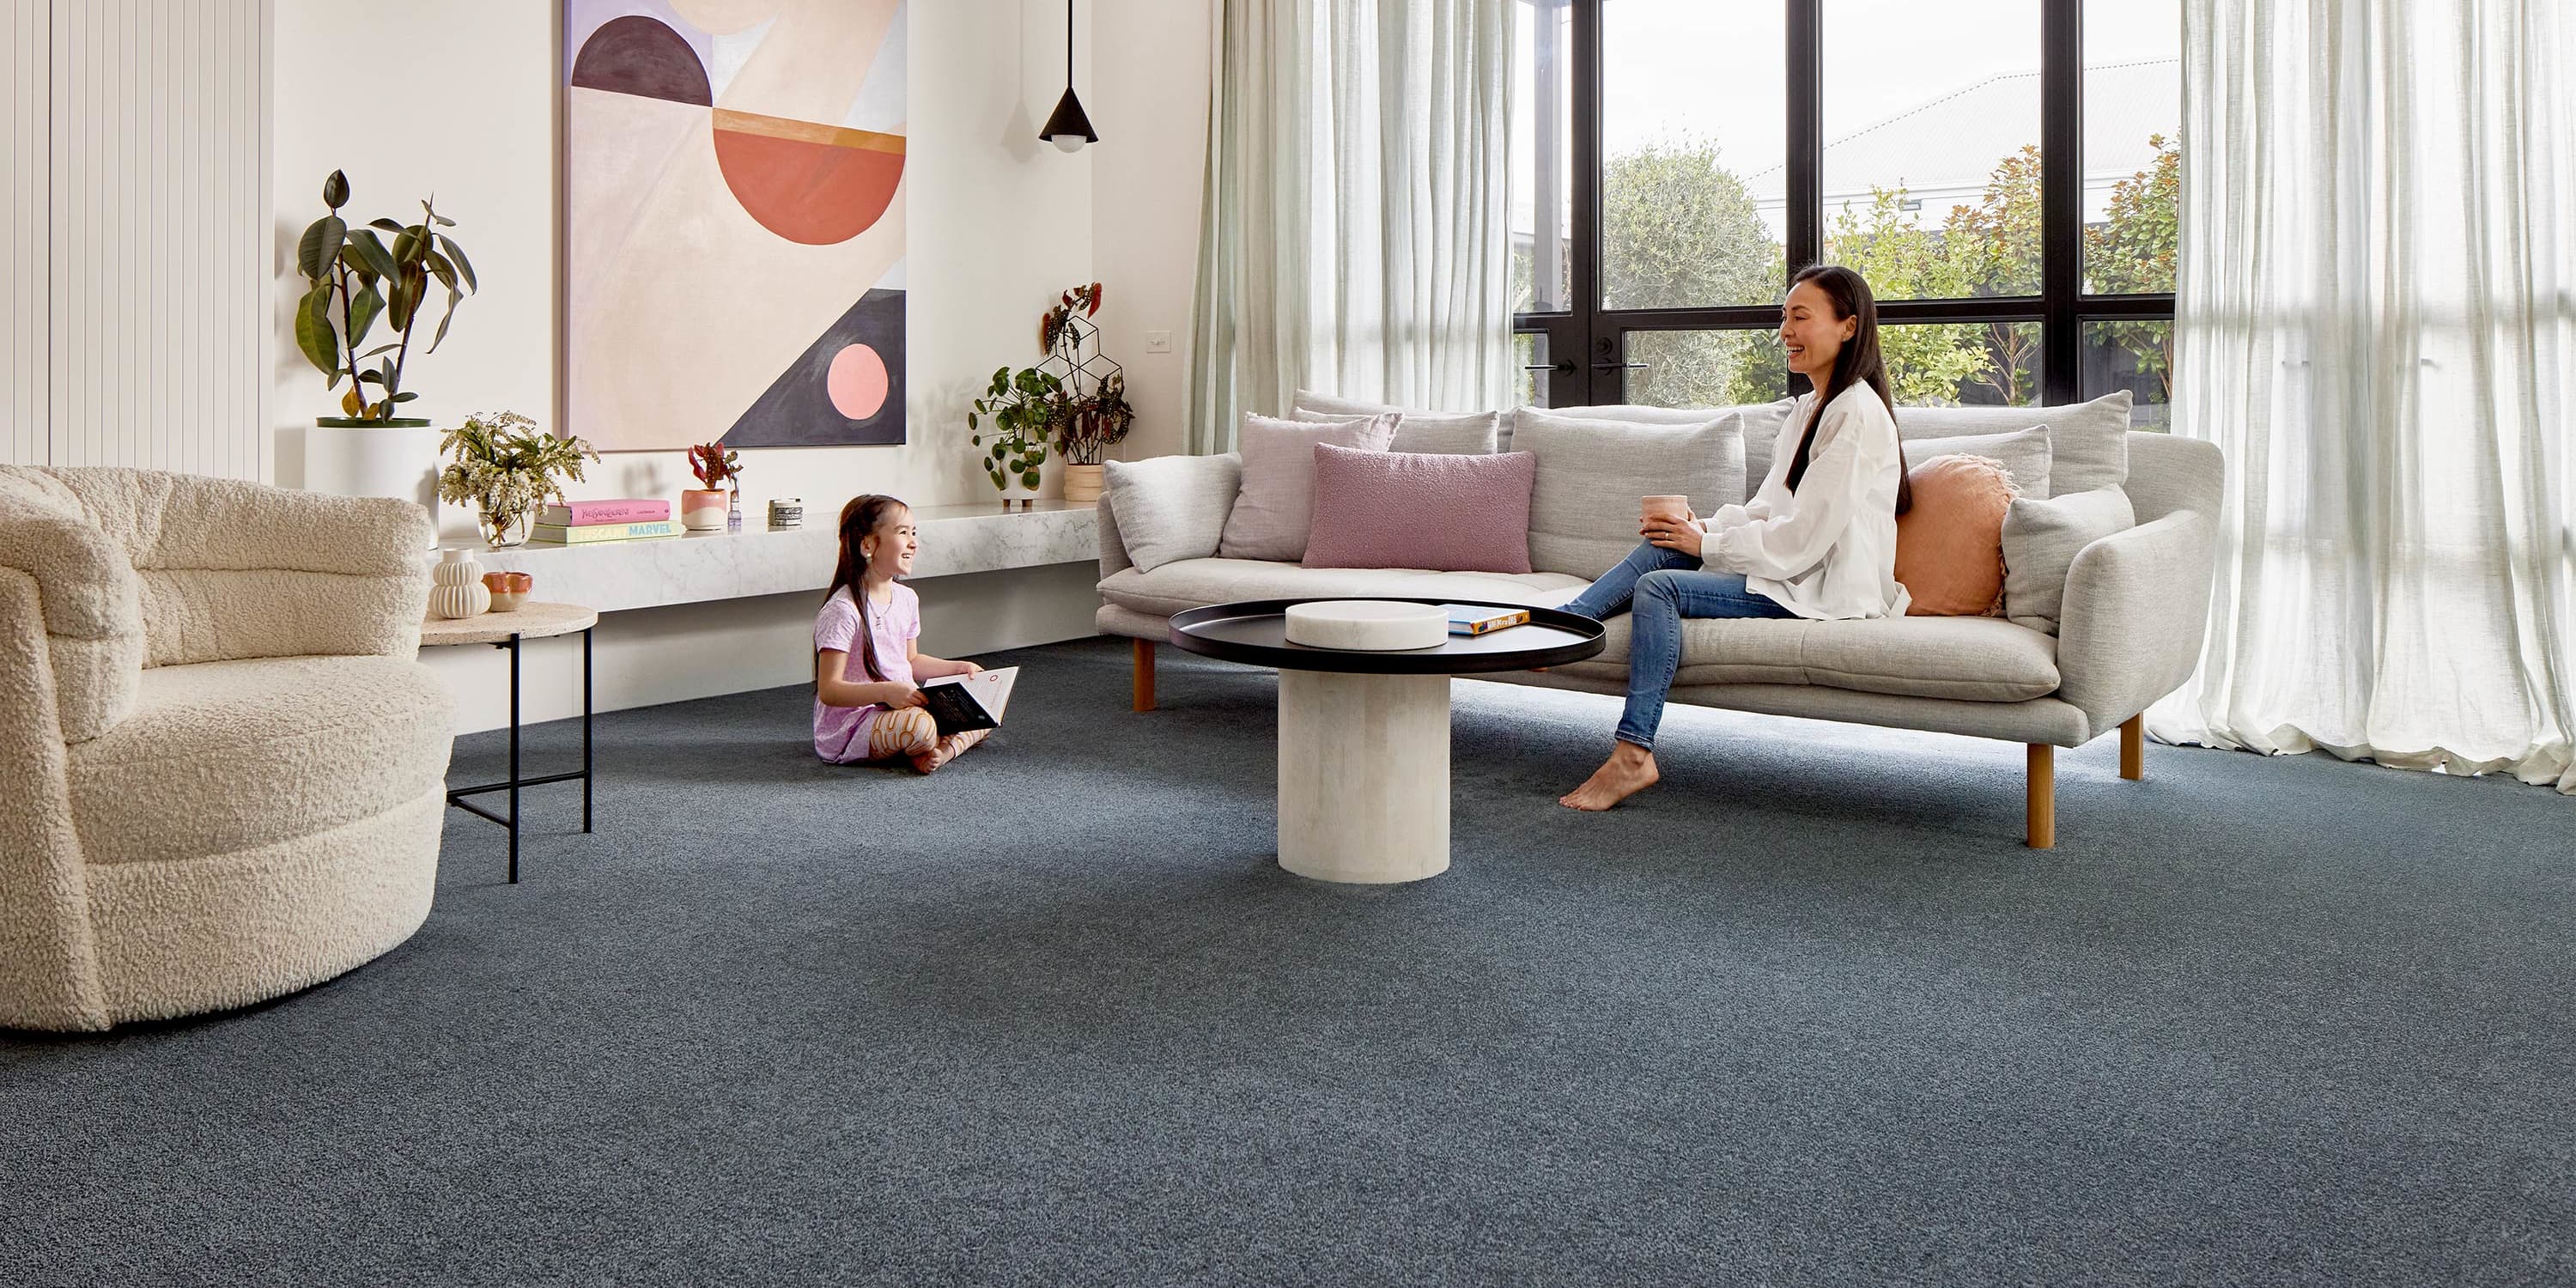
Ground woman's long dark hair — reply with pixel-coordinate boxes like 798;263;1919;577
1785;264;1911;516
823;494;908;682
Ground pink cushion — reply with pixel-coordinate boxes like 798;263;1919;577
1894;453;2019;617
1303;443;1536;574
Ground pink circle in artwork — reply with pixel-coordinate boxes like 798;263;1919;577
826;343;890;420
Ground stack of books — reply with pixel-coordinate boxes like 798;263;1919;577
529;499;677;545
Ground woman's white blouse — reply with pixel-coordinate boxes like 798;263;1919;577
1699;385;1911;620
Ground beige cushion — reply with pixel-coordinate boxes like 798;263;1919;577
1291;404;1502;455
1561;612;2061;702
1102;453;1242;573
1895;392;2130;495
1905;425;2053;499
66;655;454;866
1100;558;1589;620
1545;400;1797;500
2003;487;2139;635
1510;409;1747;579
0;468;146;741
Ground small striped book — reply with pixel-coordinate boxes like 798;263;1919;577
527;519;678;544
538;498;670;526
1443;605;1531;636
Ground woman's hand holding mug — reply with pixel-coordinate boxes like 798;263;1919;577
1640;495;1702;556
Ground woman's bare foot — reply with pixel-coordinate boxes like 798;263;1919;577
1559;742;1660;811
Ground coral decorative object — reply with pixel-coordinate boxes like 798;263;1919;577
482;570;532;612
430;548;491;619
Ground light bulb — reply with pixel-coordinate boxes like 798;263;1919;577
1050;133;1086;153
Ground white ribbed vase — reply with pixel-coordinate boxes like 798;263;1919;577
430;548;491;619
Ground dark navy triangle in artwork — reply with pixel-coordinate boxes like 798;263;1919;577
723;289;906;448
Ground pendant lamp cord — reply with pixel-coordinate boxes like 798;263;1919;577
1066;0;1075;88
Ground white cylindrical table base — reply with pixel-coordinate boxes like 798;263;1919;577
1276;668;1451;884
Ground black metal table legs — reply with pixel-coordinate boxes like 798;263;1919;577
446;626;596;884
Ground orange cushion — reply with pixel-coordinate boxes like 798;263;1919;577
1894;454;2017;617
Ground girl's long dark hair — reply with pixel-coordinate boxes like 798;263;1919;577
1785;264;1911;516
824;494;908;683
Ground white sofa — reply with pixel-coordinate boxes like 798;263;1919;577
1094;395;2222;848
0;467;451;1030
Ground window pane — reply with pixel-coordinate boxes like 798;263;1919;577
1515;332;1551;408
1821;0;2042;301
1625;330;1784;408
2081;320;2172;428
2082;0;2181;295
1880;322;2043;407
1511;0;1573;313
1599;0;1786;309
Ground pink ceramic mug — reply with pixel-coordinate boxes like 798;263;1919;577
1640;494;1691;525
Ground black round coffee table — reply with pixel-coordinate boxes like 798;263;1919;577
1170;598;1607;884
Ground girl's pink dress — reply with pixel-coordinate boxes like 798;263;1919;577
812;582;920;762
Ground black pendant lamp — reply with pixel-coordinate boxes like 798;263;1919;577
1040;0;1097;152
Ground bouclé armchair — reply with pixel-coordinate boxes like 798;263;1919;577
1;467;453;1031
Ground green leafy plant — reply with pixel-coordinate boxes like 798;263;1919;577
686;442;742;492
1054;370;1134;466
294;169;477;422
967;366;1065;492
438;411;597;546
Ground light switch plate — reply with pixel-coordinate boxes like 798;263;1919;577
1145;330;1173;355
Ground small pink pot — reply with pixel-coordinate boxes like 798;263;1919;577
483;570;533;612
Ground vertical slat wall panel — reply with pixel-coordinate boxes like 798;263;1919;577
33;0;266;478
3;1;45;465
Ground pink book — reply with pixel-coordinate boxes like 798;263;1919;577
539;498;671;526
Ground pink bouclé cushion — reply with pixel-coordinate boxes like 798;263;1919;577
1302;443;1537;574
1894;453;2020;617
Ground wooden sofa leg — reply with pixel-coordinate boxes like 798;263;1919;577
2120;714;2145;781
1133;637;1157;712
2026;744;2056;849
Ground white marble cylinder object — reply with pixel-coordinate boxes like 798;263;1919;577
1276;668;1452;884
1284;600;1448;652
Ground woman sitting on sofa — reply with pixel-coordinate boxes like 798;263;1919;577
1558;264;1914;811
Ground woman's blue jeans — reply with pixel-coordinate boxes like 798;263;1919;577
1560;541;1795;750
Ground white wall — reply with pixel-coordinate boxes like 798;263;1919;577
1089;0;1214;462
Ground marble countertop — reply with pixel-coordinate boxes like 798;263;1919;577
460;501;1099;614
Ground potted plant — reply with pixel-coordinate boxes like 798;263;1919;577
291;169;479;528
437;411;598;547
1038;283;1132;503
683;442;741;531
968;366;1065;507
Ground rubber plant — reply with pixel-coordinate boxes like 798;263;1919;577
293;169;477;423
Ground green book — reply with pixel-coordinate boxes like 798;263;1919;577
526;520;678;544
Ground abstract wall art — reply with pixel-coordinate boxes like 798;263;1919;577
564;0;907;451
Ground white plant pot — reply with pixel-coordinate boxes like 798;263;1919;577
297;422;444;545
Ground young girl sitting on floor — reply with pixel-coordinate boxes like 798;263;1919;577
813;494;988;773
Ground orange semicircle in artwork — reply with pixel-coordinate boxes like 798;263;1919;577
712;111;905;246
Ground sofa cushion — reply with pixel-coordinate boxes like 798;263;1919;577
1103;453;1242;574
0;467;145;742
65;654;454;866
1544;400;1798;498
1894;454;2019;617
2002;487;2137;635
1905;425;2052;499
1510;409;1747;579
1303;444;1536;573
1895;392;2130;495
1559;613;2062;702
1100;559;1590;620
1291;404;1500;455
1218;413;1398;562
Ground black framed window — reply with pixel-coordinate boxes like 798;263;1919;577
1511;0;2178;427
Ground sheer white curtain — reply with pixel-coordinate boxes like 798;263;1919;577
2153;1;2576;793
1186;0;1516;454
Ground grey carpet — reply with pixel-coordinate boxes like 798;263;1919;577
5;635;2573;1287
